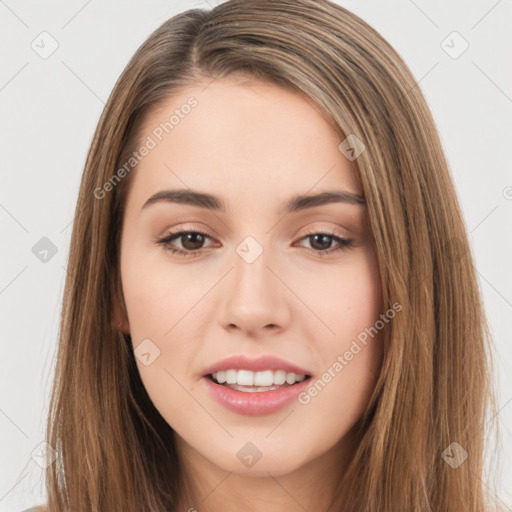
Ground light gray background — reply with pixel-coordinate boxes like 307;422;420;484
1;0;511;510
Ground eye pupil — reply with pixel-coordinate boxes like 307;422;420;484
310;234;332;251
182;233;205;250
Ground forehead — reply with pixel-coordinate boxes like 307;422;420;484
126;78;362;210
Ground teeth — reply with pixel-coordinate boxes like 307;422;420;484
212;369;307;387
225;369;237;384
238;369;255;386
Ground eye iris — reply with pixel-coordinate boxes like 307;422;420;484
182;233;205;251
310;234;333;251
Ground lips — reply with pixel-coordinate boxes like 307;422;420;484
199;355;314;416
201;373;312;415
201;354;313;377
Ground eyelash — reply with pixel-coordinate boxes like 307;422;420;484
155;228;353;258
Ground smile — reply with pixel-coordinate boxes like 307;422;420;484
202;373;312;415
211;369;308;388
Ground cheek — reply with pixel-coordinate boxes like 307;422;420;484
305;247;382;348
298;289;383;446
302;249;383;416
120;245;209;340
120;246;213;411
121;255;203;426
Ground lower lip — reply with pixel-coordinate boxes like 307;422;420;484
201;375;312;416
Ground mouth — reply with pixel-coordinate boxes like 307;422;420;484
200;355;314;413
205;370;312;393
202;370;313;415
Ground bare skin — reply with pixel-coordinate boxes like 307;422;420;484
115;76;384;511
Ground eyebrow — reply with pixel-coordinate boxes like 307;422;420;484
141;188;366;213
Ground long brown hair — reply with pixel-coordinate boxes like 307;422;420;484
38;0;502;510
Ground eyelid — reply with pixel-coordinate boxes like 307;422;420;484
155;223;354;259
158;220;351;237
156;223;350;243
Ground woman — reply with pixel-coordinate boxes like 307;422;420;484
33;0;502;510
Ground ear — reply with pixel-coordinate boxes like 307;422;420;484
112;292;130;335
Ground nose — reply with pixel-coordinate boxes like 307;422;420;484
217;242;291;338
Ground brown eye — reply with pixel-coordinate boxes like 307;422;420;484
156;229;214;258
177;232;207;251
297;230;353;256
156;228;353;259
308;233;337;251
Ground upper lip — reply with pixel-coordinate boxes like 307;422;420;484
202;355;312;377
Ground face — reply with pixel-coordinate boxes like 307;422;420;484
116;77;384;481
